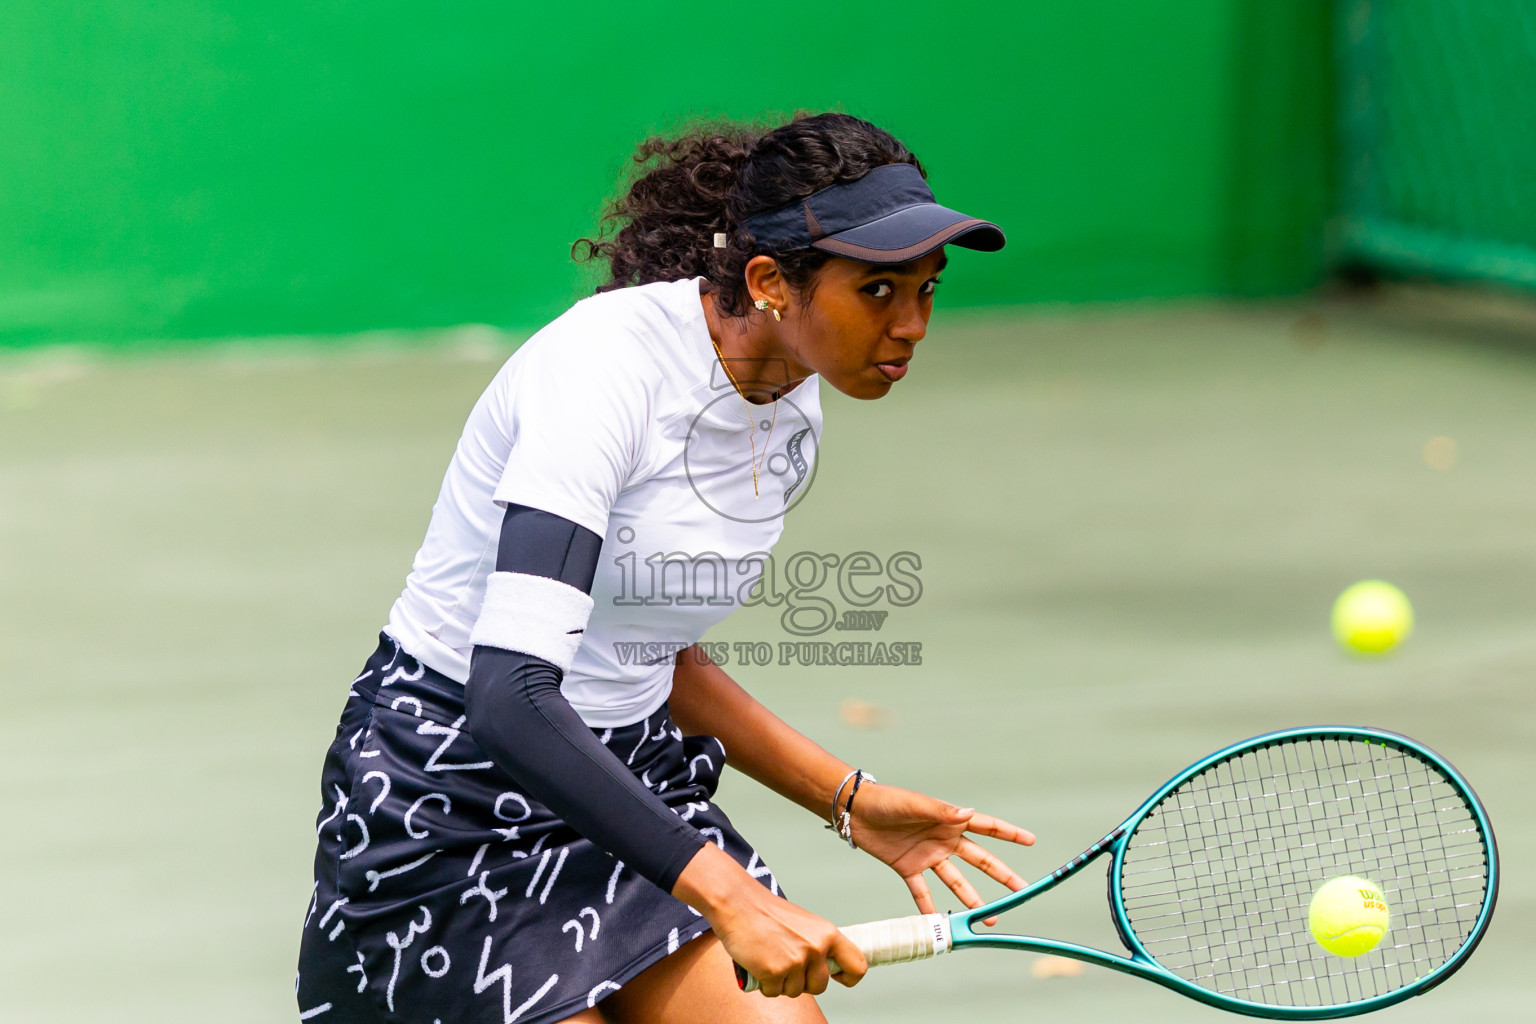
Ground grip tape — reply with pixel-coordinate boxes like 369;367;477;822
737;914;952;993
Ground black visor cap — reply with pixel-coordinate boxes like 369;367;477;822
741;163;1006;265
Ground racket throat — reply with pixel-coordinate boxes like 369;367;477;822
1107;861;1136;953
1052;825;1125;881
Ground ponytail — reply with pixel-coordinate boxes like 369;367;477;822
574;112;923;316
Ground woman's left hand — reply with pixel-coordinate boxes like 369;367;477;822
848;783;1034;926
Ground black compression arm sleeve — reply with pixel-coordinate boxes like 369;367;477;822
462;504;707;892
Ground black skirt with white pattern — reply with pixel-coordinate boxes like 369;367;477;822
296;634;780;1024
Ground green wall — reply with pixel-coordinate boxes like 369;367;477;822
0;1;1332;347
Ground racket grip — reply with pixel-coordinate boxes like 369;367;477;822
735;914;952;993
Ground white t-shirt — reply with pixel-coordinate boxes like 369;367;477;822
384;277;823;726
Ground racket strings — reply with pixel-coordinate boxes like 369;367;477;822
1117;737;1489;1008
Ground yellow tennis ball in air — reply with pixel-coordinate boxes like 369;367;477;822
1308;876;1390;957
1331;580;1413;654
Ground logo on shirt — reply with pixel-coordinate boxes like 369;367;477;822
684;361;819;524
781;427;811;505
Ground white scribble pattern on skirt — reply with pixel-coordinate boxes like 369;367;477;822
296;634;779;1024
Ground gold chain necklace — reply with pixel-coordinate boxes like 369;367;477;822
709;335;778;498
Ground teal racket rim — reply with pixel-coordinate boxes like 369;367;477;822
950;726;1498;1020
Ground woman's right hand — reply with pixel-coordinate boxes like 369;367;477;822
672;842;869;998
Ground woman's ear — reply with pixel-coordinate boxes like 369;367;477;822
743;256;788;313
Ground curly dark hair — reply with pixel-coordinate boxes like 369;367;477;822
573;112;924;317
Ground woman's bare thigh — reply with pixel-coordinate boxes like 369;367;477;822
599;932;828;1024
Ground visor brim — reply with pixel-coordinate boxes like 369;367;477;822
811;204;1006;264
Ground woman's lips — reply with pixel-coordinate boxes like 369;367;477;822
875;359;909;382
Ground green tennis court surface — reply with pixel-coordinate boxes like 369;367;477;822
2;291;1531;1022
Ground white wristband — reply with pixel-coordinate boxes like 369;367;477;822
469;571;595;673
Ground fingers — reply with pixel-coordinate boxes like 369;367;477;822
953;812;1031;926
758;962;810;999
963;811;1035;847
953;840;1024;928
933;859;985;911
904;872;938;915
827;930;869;988
769;949;845;997
746;919;857;998
806;955;831;996
956;838;1027;892
933;857;1007;927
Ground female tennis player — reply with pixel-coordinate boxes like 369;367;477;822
297;112;1033;1024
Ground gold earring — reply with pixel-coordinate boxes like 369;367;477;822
772;308;782;322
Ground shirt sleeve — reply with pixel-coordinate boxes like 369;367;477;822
492;331;653;538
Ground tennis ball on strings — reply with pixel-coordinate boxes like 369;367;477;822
1308;876;1390;957
1331;580;1413;655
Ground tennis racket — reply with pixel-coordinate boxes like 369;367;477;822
736;726;1498;1018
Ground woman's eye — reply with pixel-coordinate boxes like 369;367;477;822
864;282;893;298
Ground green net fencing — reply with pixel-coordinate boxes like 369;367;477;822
1338;0;1536;289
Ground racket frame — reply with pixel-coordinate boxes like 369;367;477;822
945;725;1499;1019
